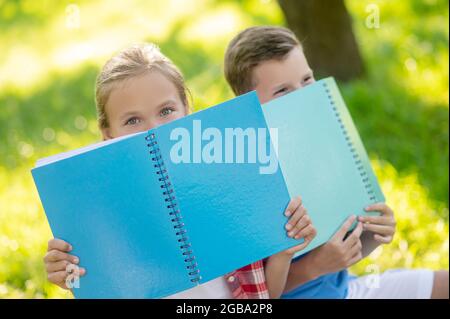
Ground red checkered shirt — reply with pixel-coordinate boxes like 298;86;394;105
224;260;269;299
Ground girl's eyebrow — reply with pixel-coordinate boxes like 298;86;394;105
120;99;178;120
120;110;141;121
156;99;177;109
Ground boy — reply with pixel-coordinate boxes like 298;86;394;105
223;26;448;299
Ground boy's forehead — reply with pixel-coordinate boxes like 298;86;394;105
252;47;311;85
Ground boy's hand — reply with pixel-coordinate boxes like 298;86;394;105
308;216;364;275
358;203;396;244
282;196;317;255
44;238;86;290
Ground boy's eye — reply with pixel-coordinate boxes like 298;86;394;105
125;117;141;126
274;87;288;96
303;75;314;85
160;107;174;117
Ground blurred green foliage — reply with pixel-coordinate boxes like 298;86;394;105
0;0;448;298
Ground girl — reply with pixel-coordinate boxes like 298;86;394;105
43;43;317;298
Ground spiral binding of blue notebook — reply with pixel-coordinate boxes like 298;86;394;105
32;77;384;299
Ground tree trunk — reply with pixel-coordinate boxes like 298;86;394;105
278;0;364;81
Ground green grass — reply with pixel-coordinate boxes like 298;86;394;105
0;0;448;298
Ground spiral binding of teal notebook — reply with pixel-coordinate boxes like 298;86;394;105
32;77;384;298
262;77;385;255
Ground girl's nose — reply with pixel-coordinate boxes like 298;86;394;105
144;121;157;131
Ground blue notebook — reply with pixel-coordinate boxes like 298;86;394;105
32;77;384;299
262;77;384;255
32;91;296;299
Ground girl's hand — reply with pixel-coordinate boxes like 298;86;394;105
44;238;86;290
265;196;316;298
358;203;396;244
283;196;317;255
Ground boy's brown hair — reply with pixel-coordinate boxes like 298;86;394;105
224;26;302;96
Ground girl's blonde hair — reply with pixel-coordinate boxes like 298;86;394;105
95;43;189;128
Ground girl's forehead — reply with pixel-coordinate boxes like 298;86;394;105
107;72;182;111
121;71;179;96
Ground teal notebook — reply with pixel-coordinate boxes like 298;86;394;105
262;77;385;255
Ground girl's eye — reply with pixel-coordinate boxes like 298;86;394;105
125;117;141;126
160;107;174;117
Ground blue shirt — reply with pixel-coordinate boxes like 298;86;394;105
281;254;350;299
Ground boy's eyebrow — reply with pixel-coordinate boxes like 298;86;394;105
305;69;314;77
272;83;290;92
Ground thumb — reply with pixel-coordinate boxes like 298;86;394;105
332;215;357;241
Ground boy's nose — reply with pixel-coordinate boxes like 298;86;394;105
294;83;303;90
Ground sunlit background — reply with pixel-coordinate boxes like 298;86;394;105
0;0;448;298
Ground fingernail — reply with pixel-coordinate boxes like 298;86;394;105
295;235;302;240
288;231;294;237
68;245;73;251
80;268;86;275
285;210;292;217
73;257;79;264
286;224;292;230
